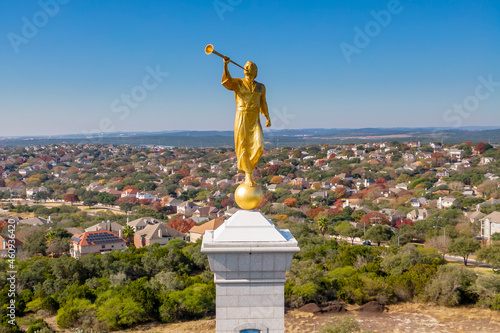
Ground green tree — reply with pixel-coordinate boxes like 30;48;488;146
317;217;329;236
447;236;481;266
363;224;394;246
122;225;135;247
96;192;118;205
342;226;363;245
21;228;48;256
83;198;97;208
119;202;134;214
476;244;500;271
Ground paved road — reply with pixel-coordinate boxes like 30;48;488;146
333;235;491;268
1;199;124;215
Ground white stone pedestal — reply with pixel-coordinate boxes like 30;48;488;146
201;210;300;333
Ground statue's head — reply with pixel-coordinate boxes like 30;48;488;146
244;61;258;80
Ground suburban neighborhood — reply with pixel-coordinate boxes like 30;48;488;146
1;140;500;331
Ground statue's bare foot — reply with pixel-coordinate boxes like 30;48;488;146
245;174;256;187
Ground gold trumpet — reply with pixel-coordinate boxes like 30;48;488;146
205;44;244;70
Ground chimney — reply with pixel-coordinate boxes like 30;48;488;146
119;229;123;238
158;228;162;238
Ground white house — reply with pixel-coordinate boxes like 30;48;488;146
136;192;156;200
437;196;458;209
481;211;500;244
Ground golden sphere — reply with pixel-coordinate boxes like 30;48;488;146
234;183;263;210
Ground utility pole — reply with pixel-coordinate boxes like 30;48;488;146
398;233;406;247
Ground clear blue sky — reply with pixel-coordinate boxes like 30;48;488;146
1;0;499;137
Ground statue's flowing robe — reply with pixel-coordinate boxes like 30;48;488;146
222;76;265;174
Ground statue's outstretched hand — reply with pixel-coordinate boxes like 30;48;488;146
266;119;271;127
223;56;230;64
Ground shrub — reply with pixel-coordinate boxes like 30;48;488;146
381;244;441;276
95;294;147;330
26;319;54;333
56;298;95;329
320;315;361;333
423;265;478;306
471;275;500;310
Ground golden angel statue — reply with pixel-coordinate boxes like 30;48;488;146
222;56;271;187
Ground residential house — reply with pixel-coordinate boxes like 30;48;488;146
106;188;123;198
403;153;416;161
466;211;485;224
380;209;406;225
217;179;234;186
26;186;48;198
343;199;363;210
134;222;186;248
462;188;476;197
437;196;459;209
190;216;210;224
204;177;217;186
0;187;12;196
232;173;245;183
311;191;329;200
436;171;450;179
477;199;500;210
484;173;499;181
19;217;50;226
480;157;495;166
407;208;430;221
404;163;418;172
127;216;162;231
410;198;421;208
177;201;200;216
136;191;156;201
481;211;500;244
192;206;220;218
164;197;183;212
189;218;225;243
70;230;126;259
0;234;22;257
290;177;309;189
121;189;138;198
85;220;123;236
449;149;463;161
267;184;283;192
210;190;226;200
395;182;410;191
355;179;375;189
225;207;239;217
337;173;354;181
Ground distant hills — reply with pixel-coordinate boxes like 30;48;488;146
1;127;499;147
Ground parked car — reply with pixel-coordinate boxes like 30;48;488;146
362;241;371;246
